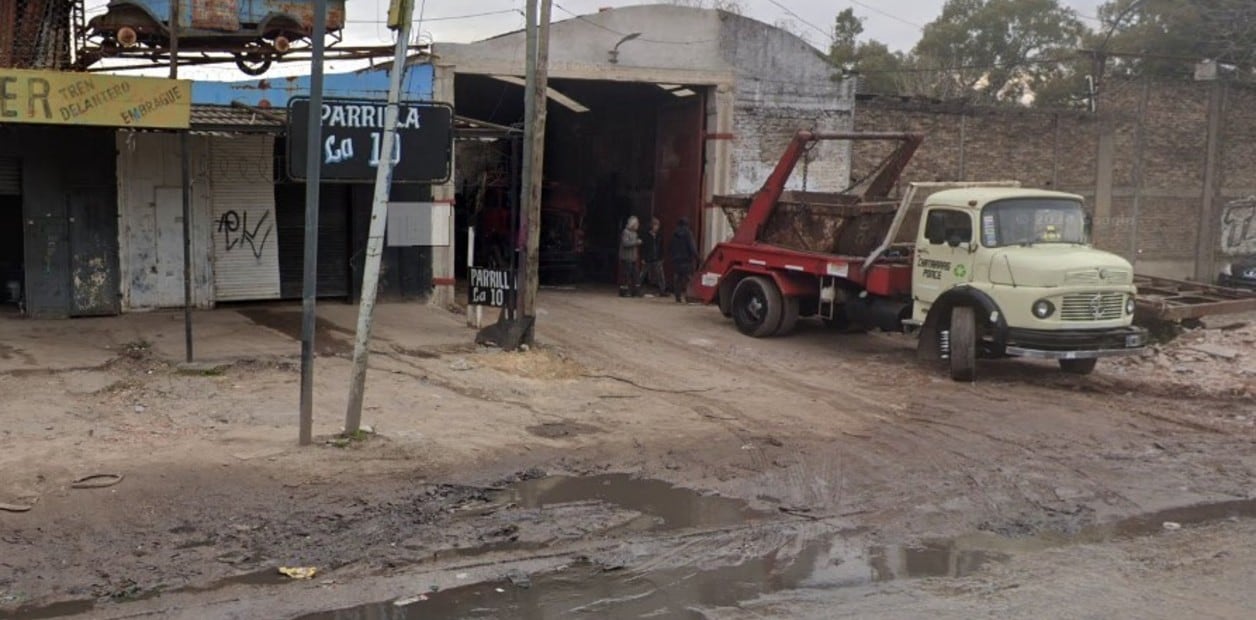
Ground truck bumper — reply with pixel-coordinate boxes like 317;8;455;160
1002;326;1148;360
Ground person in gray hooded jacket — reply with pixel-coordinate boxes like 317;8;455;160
619;216;642;297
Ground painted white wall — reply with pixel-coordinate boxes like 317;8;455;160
116;132;215;310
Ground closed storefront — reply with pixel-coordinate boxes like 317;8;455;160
209;135;281;302
0;67;191;318
275;182;351;300
116;132;215;310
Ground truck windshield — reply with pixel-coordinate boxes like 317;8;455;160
981;198;1087;247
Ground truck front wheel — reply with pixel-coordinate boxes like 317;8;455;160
732;276;783;338
949;306;977;382
1059;358;1097;375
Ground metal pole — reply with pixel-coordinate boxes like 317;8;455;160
343;0;414;434
169;0;193;363
299;0;329;446
517;0;538;326
520;0;552;344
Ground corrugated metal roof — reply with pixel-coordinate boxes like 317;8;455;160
191;105;286;133
189;104;516;139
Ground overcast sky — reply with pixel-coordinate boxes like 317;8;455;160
90;0;1110;79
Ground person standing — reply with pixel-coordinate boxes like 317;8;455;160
619;216;642;297
670;217;699;303
638;217;666;297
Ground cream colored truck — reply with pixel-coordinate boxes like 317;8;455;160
903;185;1147;380
693;132;1149;381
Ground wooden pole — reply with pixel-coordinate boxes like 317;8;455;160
517;0;538;333
520;0;552;344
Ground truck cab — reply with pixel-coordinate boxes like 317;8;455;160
911;188;1147;380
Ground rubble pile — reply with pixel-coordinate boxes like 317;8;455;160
1108;318;1256;397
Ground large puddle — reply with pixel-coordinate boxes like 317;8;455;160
293;477;1256;620
293;534;1008;620
9;475;1256;620
497;473;767;534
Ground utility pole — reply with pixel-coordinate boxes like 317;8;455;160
343;0;415;434
299;0;329;446
520;0;552;344
1196;72;1225;282
171;0;192;364
517;0;538;333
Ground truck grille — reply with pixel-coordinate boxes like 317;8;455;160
1060;292;1125;321
1065;269;1132;285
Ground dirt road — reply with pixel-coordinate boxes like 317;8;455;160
1;292;1254;618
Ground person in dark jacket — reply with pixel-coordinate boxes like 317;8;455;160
670;217;699;303
638;217;666;297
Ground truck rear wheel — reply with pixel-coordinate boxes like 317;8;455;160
732;276;783;338
949;306;977;382
1059;358;1097;375
776;295;800;337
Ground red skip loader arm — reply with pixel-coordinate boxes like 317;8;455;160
729;131;925;246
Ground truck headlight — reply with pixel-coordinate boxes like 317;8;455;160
1125;296;1136;315
1032;299;1055;319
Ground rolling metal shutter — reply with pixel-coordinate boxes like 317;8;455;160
210;135;281;301
0;157;20;195
276;183;350;300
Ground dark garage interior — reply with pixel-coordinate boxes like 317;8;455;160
453;73;706;287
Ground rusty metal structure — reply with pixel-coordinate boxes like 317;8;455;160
1134;274;1256;322
73;0;385;76
0;0;73;69
715;133;923;258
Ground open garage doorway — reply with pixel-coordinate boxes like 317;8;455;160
453;74;707;288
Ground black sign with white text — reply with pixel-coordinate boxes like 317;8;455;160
468;266;514;308
286;97;453;183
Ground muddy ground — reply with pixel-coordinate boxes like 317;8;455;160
1;291;1255;618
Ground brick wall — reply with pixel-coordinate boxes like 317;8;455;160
853;78;1256;280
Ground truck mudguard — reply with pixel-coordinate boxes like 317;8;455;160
918;287;1010;361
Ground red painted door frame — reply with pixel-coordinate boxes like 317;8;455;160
650;92;706;283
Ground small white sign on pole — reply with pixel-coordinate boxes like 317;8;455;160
386;202;451;247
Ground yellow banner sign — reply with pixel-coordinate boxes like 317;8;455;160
0;68;190;129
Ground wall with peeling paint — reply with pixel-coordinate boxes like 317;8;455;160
0;125;119;318
116;132;216;311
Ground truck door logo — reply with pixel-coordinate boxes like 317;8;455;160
953;264;967;278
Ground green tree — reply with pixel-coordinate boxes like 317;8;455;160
828;8;910;95
910;0;1086;103
1093;0;1256;77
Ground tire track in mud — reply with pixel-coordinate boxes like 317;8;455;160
537;296;1076;520
534;294;1256;532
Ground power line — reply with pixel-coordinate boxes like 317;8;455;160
848;0;924;31
765;0;833;42
346;8;524;25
